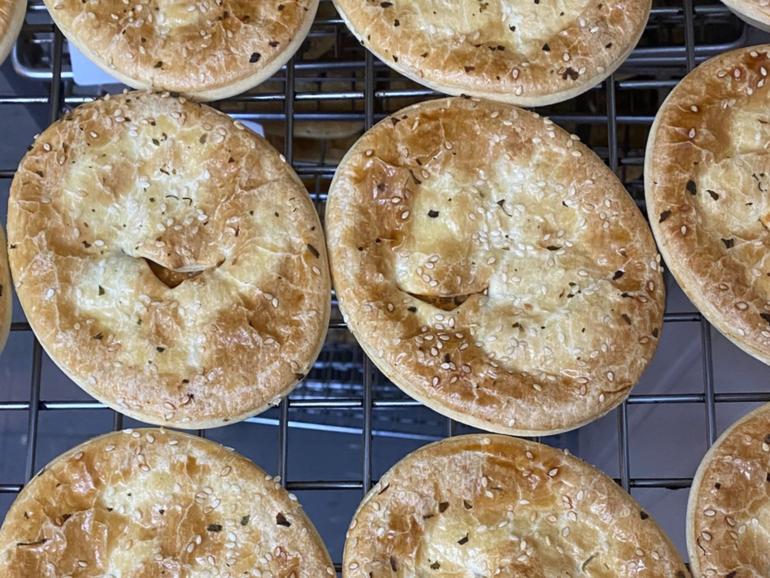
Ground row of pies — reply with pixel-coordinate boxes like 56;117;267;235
1;411;769;576
2;46;770;435
0;0;770;102
0;40;768;578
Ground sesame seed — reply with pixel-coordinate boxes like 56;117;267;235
548;468;559;477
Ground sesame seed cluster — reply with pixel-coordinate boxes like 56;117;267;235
333;0;651;106
646;46;770;367
43;0;318;100
7;91;331;428
327;96;664;436
688;404;770;577
344;434;689;576
0;429;336;577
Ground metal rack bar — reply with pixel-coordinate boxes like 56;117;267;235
361;50;376;496
4;390;770;413
0;0;760;571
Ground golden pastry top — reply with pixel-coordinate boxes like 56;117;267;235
646;45;770;366
333;0;650;105
8;91;330;428
327;97;664;435
344;435;689;577
0;429;335;577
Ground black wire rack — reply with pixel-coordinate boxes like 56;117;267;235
1;0;769;571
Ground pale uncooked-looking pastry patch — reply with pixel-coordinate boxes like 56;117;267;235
332;0;650;105
0;429;335;577
327;97;664;436
8;91;330;428
344;435;689;577
646;45;770;366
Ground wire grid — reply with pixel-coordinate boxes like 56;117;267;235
0;0;768;570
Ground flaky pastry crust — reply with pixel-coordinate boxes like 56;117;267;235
0;428;335;577
687;403;770;577
332;0;650;106
0;0;25;66
44;0;318;100
8;91;330;428
0;226;11;353
721;0;770;32
326;97;664;435
646;45;770;367
343;434;689;577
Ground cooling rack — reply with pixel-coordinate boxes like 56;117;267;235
0;0;769;570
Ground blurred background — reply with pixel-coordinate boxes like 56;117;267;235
0;0;769;570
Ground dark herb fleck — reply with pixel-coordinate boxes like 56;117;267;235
276;513;291;527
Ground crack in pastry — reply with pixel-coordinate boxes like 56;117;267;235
343;434;689;577
43;0;318;100
332;0;650;106
687;404;770;577
7;91;331;428
326;97;664;436
0;429;335;577
646;45;770;367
